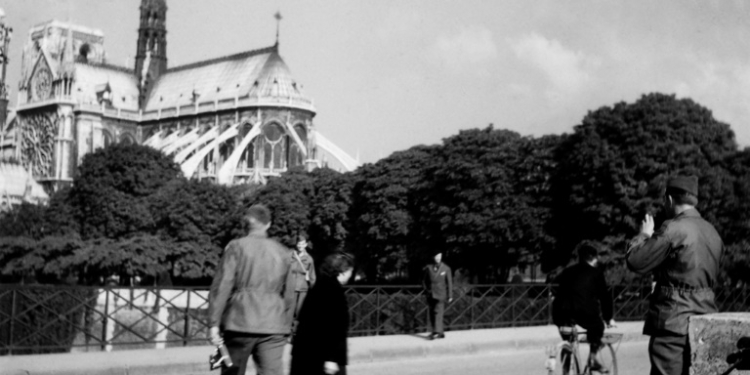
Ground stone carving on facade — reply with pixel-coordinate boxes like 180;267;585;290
19;111;58;177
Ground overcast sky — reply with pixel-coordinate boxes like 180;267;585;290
4;0;750;163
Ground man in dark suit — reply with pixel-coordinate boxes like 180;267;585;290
423;251;452;340
553;242;615;372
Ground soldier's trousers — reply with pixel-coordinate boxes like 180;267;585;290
427;298;445;334
648;334;690;375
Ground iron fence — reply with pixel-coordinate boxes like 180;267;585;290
1;283;748;354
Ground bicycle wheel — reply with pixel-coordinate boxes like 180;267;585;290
591;343;617;375
555;344;581;375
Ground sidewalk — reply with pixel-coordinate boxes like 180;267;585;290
0;322;647;375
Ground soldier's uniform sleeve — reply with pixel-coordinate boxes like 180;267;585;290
626;220;674;275
208;241;239;328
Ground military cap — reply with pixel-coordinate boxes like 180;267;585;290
666;175;698;196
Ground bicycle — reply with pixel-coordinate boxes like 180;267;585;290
546;324;622;375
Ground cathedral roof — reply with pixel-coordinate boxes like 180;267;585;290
73;63;140;110
143;45;315;113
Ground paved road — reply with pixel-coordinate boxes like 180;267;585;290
349;340;650;375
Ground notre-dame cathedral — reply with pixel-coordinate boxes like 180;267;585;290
0;0;358;204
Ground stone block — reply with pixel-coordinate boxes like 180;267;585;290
689;313;750;375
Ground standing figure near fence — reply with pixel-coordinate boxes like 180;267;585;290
627;175;724;375
423;251;453;340
291;233;316;335
208;204;295;375
552;241;616;372
291;252;354;375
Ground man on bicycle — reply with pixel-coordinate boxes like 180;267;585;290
553;241;616;372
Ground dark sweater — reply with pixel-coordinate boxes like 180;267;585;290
552;262;613;325
290;275;349;375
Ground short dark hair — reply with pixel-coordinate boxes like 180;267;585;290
246;204;271;225
665;187;698;206
296;232;307;243
319;252;355;278
576;241;599;263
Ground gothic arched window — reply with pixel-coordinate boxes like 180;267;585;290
287;124;307;168
261;123;285;170
100;130;113;149
119;133;135;145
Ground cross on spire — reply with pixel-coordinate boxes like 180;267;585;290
274;11;282;45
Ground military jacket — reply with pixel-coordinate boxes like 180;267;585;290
626;208;723;335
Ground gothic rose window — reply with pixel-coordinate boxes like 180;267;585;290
32;67;53;101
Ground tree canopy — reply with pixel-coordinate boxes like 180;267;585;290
2;92;749;286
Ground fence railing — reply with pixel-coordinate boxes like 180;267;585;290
1;284;748;355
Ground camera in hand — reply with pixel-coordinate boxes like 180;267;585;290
209;344;233;370
723;336;750;375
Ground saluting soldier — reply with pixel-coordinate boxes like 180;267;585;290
627;175;724;375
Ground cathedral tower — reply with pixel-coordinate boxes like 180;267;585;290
134;0;167;108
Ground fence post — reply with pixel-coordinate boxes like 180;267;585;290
511;285;516;327
375;288;380;336
184;290;191;347
155;289;169;349
547;284;553;325
470;286;474;330
8;289;16;355
101;289;109;351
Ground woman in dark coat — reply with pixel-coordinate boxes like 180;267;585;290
290;252;354;375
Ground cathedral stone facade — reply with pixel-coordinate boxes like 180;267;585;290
0;0;357;196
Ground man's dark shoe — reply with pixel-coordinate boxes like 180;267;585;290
427;333;436;340
436;333;445;339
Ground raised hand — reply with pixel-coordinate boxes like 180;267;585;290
640;214;655;237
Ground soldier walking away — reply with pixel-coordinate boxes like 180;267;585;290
627;175;724;375
423;250;453;340
208;204;295;375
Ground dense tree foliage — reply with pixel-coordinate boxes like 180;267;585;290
0;145;242;285
348;145;437;280
243;167;314;247
307;167;353;257
415;129;544;282
1;92;749;286
70;144;182;239
547;93;739;276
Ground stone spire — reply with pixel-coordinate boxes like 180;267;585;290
135;0;168;108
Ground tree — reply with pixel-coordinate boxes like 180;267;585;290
307;167;354;259
547;93;738;271
244;167;314;247
69;144;182;239
348;145;437;281
416;127;551;282
150;178;244;283
0;202;47;238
